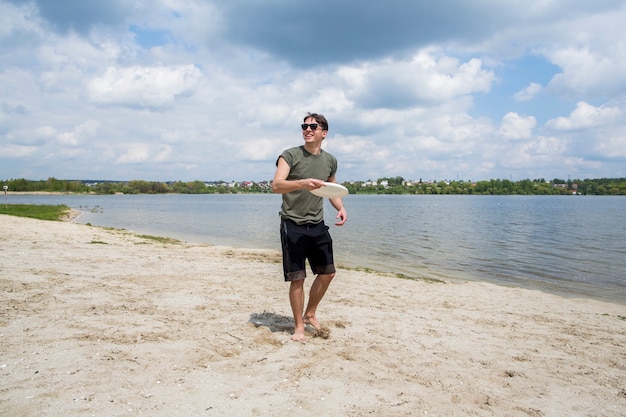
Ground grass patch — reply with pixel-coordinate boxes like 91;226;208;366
0;204;72;221
136;234;181;244
2;204;180;247
339;265;445;283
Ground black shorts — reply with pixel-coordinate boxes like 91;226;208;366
280;218;335;281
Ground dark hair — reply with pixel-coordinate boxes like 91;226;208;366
304;112;328;131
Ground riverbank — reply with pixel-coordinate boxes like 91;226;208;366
1;215;625;416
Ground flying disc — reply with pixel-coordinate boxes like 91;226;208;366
310;182;349;198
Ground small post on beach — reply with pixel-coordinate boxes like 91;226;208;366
3;185;7;208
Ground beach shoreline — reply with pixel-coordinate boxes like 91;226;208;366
1;215;625;416
6;194;626;306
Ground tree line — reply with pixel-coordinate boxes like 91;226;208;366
2;177;626;195
347;177;626;195
1;178;270;194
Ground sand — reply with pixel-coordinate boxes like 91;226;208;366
1;215;625;417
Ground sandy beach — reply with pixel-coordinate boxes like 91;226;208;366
1;215;625;416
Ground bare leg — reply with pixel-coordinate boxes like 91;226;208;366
303;273;335;330
289;279;307;341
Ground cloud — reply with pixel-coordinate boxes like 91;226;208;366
56;120;100;145
1;0;626;182
5;0;128;34
220;0;510;67
542;101;625;166
546;101;621;130
514;83;542;101
4;144;38;158
117;143;173;164
594;134;626;158
547;47;626;99
499;113;537;140
1;101;29;115
340;51;494;109
502;135;569;171
87;65;202;108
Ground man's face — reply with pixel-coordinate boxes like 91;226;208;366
301;117;327;144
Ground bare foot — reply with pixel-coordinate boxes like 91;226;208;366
304;316;331;339
303;315;322;330
291;330;307;342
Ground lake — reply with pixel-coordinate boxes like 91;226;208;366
4;193;625;304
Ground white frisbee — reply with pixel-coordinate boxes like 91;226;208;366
310;182;349;198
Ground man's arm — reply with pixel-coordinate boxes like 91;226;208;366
327;175;348;226
272;157;325;194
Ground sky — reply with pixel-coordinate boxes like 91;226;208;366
1;0;626;183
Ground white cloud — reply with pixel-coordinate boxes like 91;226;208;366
0;1;43;38
491;135;569;174
340;51;495;109
57;120;100;146
547;47;626;98
514;83;542;101
4;144;38;158
87;65;202;108
499;113;536;140
547;101;621;130
117;143;173;164
532;5;626;100
1;0;626;182
594;133;626;158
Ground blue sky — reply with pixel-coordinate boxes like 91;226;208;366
1;0;625;182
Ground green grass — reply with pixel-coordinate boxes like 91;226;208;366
2;204;182;247
136;234;181;244
338;265;445;283
0;204;72;221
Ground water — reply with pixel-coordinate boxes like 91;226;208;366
4;193;626;304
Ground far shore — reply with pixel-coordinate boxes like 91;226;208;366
5;191;102;195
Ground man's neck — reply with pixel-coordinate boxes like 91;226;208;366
303;142;322;155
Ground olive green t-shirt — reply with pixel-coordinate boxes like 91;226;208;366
278;146;338;225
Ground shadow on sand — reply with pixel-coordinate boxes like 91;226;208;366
248;311;294;333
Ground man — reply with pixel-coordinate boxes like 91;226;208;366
272;112;347;341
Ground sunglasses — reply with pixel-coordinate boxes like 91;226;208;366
301;123;323;131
